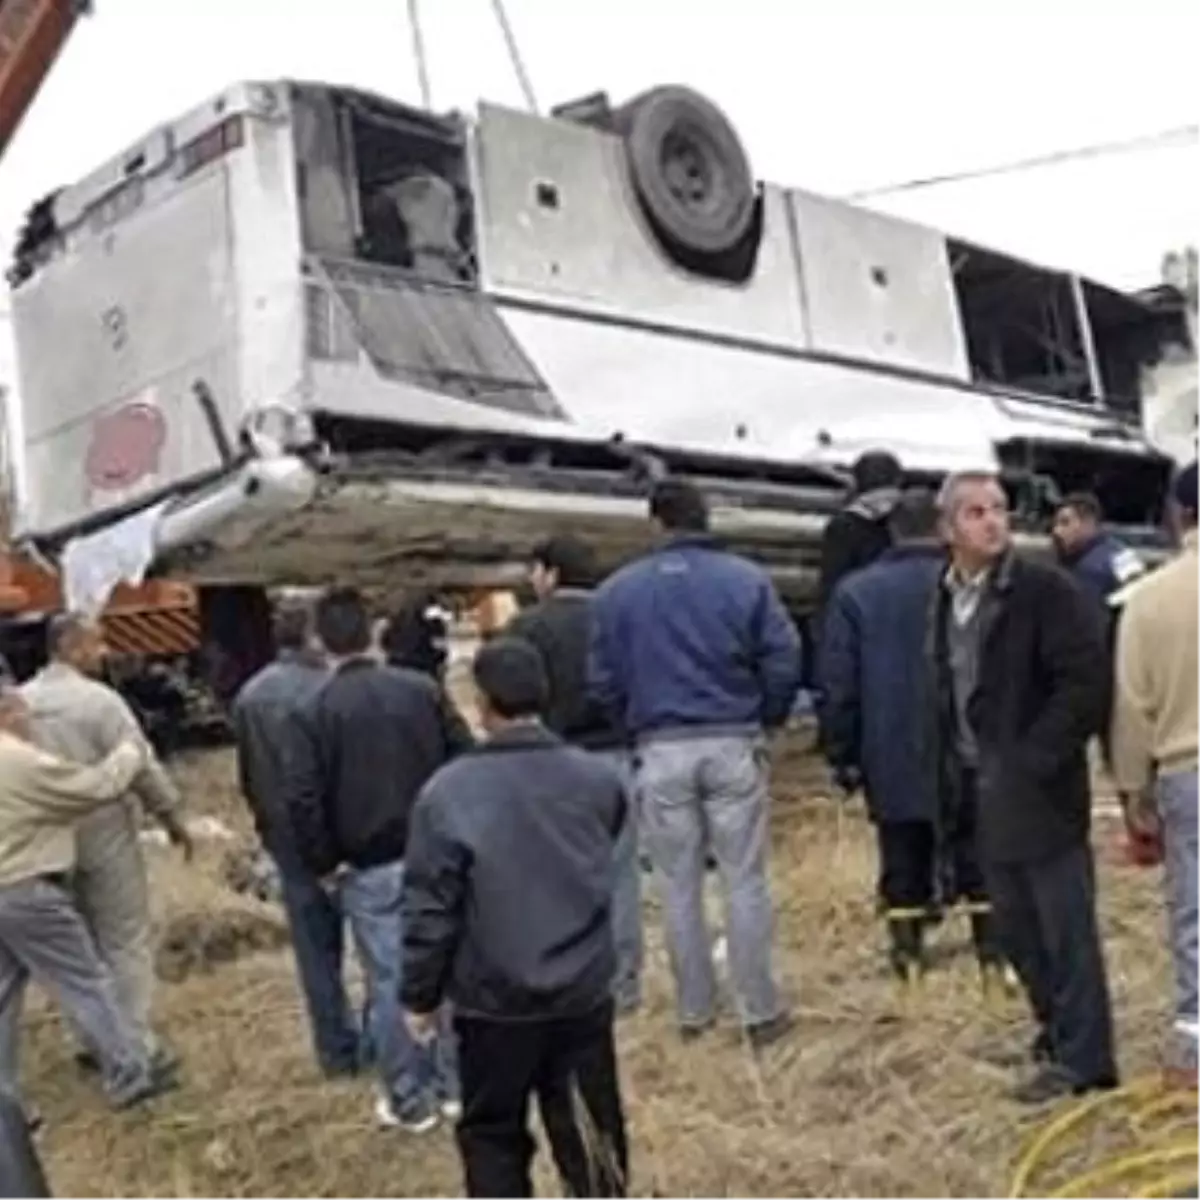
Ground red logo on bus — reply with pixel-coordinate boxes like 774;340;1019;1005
85;402;167;491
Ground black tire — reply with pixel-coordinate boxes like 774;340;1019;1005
616;85;755;258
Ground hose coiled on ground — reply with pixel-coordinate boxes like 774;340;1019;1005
1010;1075;1197;1199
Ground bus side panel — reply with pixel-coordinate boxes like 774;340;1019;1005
13;165;242;538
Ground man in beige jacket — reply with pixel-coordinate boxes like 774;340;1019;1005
1111;461;1199;1082
0;685;177;1109
22;614;193;1069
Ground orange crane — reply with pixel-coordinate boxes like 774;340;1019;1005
0;0;90;158
0;1;202;679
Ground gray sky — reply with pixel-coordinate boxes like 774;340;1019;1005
0;0;1196;359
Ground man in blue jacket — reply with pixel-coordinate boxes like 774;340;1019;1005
589;479;802;1049
1051;492;1146;615
820;489;994;988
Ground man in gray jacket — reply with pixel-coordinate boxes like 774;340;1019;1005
22;614;192;1070
231;602;360;1077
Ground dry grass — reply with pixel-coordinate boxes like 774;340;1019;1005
19;734;1192;1197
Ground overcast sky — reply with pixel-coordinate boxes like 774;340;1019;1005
0;0;1196;392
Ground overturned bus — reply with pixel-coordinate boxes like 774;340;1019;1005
5;80;1189;665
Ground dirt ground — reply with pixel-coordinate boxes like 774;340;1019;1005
20;732;1194;1198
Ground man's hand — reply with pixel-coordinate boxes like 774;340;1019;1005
404;1009;438;1046
1120;790;1160;839
319;863;352;894
161;813;195;863
833;765;863;798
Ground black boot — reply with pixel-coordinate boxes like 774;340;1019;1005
968;907;1014;1002
886;911;927;986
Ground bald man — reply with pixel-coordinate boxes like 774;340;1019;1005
0;685;176;1109
22;614;192;1069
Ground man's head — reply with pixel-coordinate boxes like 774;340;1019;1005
273;600;317;657
529;535;596;600
0;684;31;741
937;471;1011;570
851;450;903;497
313;586;372;660
47;612;108;677
887;487;941;545
649;479;709;534
1170;460;1198;537
472;636;549;734
1051;492;1103;558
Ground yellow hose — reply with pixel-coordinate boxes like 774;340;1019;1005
1048;1145;1197;1199
1137;1167;1200;1199
1010;1075;1198;1199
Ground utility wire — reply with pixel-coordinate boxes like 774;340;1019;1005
844;124;1198;201
406;0;432;110
490;0;539;114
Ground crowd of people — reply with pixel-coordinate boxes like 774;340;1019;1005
819;455;1198;1102
227;477;804;1196
0;455;1194;1198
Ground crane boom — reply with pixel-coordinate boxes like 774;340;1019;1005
0;0;89;161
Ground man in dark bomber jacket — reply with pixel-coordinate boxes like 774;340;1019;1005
589;479;801;1049
285;587;472;1132
401;637;628;1199
508;533;643;1013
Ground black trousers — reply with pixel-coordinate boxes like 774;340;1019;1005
987;844;1118;1087
876;813;986;911
455;1002;628;1199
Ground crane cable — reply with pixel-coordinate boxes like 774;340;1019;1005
489;0;539;114
405;0;432;110
845;124;1198;201
1009;1074;1198;1199
404;0;538;115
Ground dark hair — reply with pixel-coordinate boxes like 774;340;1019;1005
273;602;312;652
851;450;903;495
314;586;372;656
649;479;708;532
473;636;548;719
1057;491;1103;523
46;611;90;659
887;487;940;542
381;591;448;678
1173;461;1198;515
530;535;596;588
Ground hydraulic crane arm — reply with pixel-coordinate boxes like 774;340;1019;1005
0;0;90;161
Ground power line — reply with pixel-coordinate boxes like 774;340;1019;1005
844;124;1198;201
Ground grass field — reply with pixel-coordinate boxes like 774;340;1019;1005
20;732;1194;1197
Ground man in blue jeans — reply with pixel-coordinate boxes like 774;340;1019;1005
590;480;803;1049
232;605;359;1076
508;534;642;1014
284;587;473;1131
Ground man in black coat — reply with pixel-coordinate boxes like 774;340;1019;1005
816;449;904;616
284;587;473;1132
401;638;628;1198
932;471;1118;1104
508;534;642;1013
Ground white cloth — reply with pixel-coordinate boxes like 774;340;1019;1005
61;502;167;617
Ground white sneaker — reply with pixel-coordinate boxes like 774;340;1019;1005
374;1091;439;1134
439;1096;463;1121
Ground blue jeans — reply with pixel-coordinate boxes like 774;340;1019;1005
592;750;644;1013
339;860;458;1113
268;837;361;1075
1158;769;1198;1071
